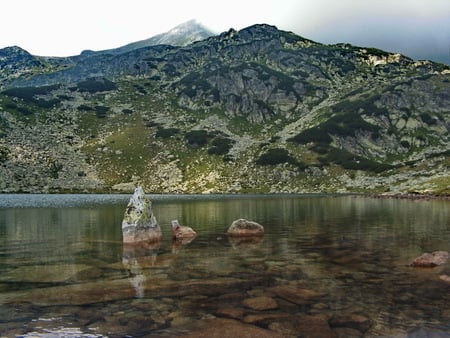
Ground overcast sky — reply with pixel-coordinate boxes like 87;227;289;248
1;0;449;64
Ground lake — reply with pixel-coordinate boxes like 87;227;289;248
0;194;449;337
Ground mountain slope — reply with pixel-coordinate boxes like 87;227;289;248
0;24;449;194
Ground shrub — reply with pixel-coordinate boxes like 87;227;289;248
77;77;117;93
318;147;392;173
0;146;9;162
95;105;109;118
185;130;209;147
256;148;296;165
2;85;61;108
156;127;179;138
208;137;234;155
420;113;437;125
2;85;60;102
289;111;380;145
77;104;94;111
400;140;410;148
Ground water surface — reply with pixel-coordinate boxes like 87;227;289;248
0;194;449;337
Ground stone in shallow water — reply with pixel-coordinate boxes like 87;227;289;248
215;307;245;319
121;186;162;243
296;314;337;338
181;318;283;338
171;219;197;239
227;218;264;237
411;251;449;267
329;314;373;333
439;274;450;283
0;264;91;283
268;284;326;305
242;296;278;310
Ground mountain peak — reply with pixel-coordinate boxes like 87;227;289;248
153;19;214;46
88;20;215;57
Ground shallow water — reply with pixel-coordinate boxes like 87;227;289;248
0;194;449;337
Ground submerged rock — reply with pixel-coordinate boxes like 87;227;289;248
411;251;449;267
122;186;162;243
439;274;450;283
172;220;197;239
227;218;264;237
242;296;278;311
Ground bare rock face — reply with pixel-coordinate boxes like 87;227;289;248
411;251;449;267
171;219;197;239
227;218;264;237
122;186;162;243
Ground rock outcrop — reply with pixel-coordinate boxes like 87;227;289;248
121;186;162;243
227;219;264;237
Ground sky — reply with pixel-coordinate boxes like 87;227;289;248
1;0;449;64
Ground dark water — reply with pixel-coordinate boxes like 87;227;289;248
0;194;449;337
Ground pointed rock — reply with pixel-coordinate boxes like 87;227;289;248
122;186;162;243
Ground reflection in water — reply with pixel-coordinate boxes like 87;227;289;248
0;195;449;337
122;241;161;298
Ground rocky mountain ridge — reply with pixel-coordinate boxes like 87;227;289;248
0;23;449;194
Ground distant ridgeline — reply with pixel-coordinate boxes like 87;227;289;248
0;22;449;194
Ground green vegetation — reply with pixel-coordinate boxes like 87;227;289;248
2;85;61;108
156;126;180;138
289;111;380;145
185;130;209;147
0;146;9;162
331;96;387;117
77;77;117;93
313;145;392;173
208;136;234;155
94;105;109;118
420;113;437;125
256;148;306;170
362;47;391;58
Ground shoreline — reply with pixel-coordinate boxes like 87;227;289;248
369;192;450;201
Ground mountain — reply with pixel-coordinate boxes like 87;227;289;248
0;24;449;195
80;20;215;56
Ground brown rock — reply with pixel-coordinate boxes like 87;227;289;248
296;315;337;338
243;312;290;324
242;296;278;310
227;218;264;237
411;251;449;267
172;220;197;239
182;318;283;338
216;307;245;319
439;274;450;283
269;284;325;305
333;327;363;337
329;314;372;333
